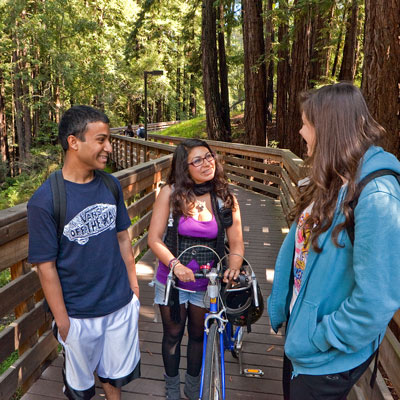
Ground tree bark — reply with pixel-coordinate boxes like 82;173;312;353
286;0;312;157
176;66;181;120
276;1;290;148
218;0;231;138
242;0;267;146
201;0;230;141
12;49;26;163
265;0;274;122
189;73;197;117
309;1;335;84
331;7;346;77
339;0;359;82
0;72;9;165
362;0;400;158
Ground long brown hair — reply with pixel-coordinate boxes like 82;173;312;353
167;139;234;216
291;83;385;252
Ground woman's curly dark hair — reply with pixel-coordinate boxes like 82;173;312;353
167;139;235;216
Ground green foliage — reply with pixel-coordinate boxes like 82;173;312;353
0;351;18;375
158;116;207;139
0;145;62;209
0;269;11;289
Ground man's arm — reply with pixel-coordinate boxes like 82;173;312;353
36;261;70;341
117;230;140;298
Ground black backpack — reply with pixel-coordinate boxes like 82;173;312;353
346;169;400;245
49;169;119;242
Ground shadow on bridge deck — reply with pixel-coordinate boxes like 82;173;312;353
22;185;287;400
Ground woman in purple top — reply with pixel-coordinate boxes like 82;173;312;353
148;139;244;400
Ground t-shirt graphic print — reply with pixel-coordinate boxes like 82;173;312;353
63;203;116;245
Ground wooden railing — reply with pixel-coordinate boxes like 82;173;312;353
110;132;400;400
0;130;399;400
0;155;171;400
110;132;304;222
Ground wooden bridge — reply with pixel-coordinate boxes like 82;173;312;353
0;130;399;399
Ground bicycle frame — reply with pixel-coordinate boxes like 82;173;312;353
162;245;256;400
199;295;242;400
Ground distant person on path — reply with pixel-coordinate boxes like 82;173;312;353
27;105;141;400
124;123;135;137
268;83;400;400
148;139;244;399
137;123;146;139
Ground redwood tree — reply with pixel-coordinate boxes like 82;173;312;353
242;0;266;146
218;0;231;138
275;0;290;148
362;0;400;158
286;0;312;157
338;0;359;82
201;0;230;141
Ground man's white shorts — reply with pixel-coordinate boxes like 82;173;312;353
54;295;141;399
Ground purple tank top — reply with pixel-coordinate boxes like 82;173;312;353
156;215;218;291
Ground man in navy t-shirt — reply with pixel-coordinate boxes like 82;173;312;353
27;106;141;400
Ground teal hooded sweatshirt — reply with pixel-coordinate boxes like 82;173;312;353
267;146;400;376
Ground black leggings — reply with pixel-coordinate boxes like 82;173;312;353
159;303;207;377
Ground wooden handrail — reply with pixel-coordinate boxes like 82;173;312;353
110;132;305;223
0;131;399;400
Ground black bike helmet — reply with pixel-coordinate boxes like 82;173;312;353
221;279;264;331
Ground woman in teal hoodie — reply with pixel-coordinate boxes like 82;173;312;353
268;83;400;399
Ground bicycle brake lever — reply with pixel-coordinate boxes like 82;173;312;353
163;270;174;305
251;273;259;308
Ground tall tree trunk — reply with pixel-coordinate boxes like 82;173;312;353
331;7;346;77
242;0;267;146
286;0;312;157
339;0;359;82
309;1;335;84
22;46;32;155
218;0;231;137
276;1;290;148
189;74;197;117
12;49;26;163
362;0;400;158
265;0;274;122
201;0;230;141
0;72;9;165
176;66;181;120
182;66;187;119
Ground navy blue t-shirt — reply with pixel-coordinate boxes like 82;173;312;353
27;173;133;318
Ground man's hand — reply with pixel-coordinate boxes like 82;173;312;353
57;318;71;342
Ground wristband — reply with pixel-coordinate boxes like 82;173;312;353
168;258;180;270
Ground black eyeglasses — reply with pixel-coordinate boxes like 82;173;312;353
188;152;215;167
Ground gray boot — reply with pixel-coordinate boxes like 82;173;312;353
165;374;181;400
184;372;200;400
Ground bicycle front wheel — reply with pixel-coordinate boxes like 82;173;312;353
202;322;223;400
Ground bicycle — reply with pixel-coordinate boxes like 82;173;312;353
163;245;264;400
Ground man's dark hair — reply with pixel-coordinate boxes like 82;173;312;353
58;105;110;151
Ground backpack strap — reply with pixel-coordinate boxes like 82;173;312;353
49;170;66;242
95;170;120;204
347;169;400;245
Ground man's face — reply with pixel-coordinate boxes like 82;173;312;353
73;121;112;170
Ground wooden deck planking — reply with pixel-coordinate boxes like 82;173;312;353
22;185;287;399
